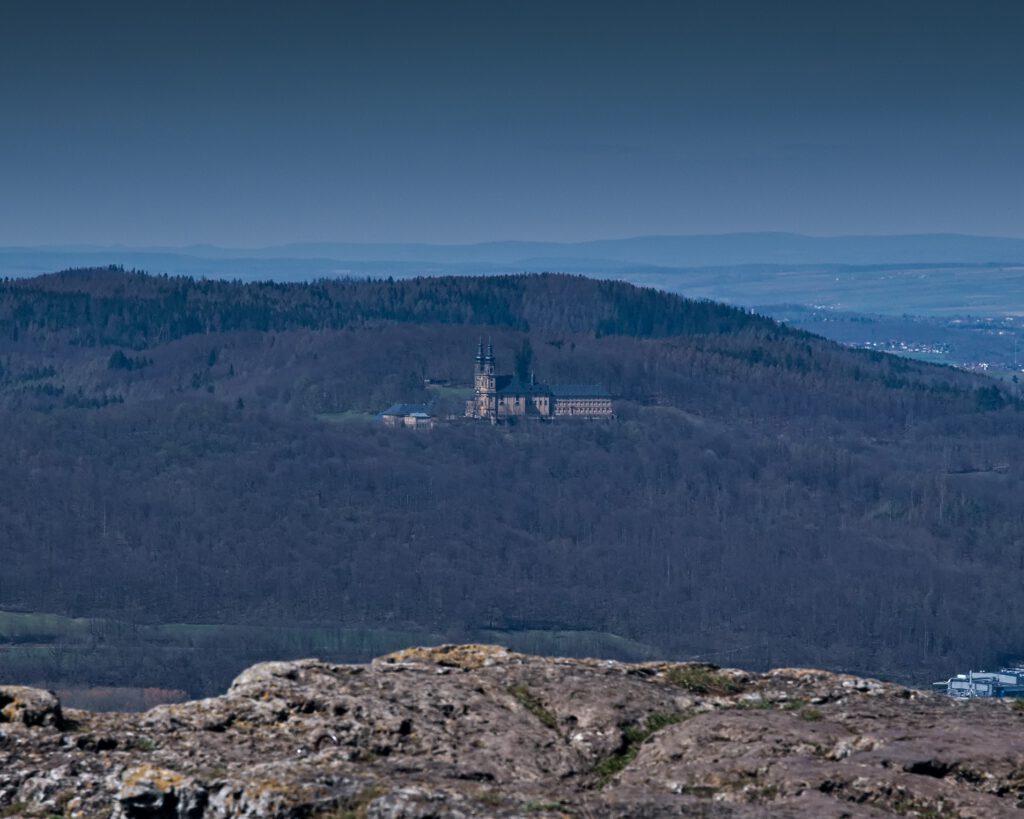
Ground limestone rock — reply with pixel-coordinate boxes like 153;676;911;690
0;685;63;728
1;646;1023;817
116;764;207;818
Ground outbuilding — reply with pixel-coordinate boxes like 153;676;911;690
380;403;435;429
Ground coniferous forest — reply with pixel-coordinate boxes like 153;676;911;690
1;268;1022;697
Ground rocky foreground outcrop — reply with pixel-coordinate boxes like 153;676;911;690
3;645;1024;817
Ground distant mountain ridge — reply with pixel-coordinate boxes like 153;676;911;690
5;234;1024;318
4;232;1024;281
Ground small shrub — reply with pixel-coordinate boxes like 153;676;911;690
593;712;687;784
475;788;502;808
664;664;744;696
509;685;559;731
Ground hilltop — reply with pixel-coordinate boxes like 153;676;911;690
3;646;1024;817
1;267;773;341
0;270;1022;698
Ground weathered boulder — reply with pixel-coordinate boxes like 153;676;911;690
116;764;207;819
1;645;1024;817
0;685;63;728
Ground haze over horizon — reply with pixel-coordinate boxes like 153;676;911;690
3;0;1023;247
11;229;1024;253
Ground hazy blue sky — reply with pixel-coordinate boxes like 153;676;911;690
1;1;1022;245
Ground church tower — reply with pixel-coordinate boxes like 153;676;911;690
472;340;497;419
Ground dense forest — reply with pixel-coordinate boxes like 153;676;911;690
0;267;770;345
1;268;1022;697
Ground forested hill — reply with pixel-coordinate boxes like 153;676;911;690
2;267;775;347
0;268;1022;698
0;267;995;421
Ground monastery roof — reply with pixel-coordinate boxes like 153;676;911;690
381;402;432;417
549;384;611;398
493;378;611;399
496;377;551;396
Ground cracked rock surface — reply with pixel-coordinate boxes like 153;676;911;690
2;645;1024;817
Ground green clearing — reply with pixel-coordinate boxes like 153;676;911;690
0;609;445;698
0;609;96;640
0;609;439;655
426;383;473;400
984;369;1024;385
0;609;666;702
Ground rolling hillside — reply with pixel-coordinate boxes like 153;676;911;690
0;269;1021;696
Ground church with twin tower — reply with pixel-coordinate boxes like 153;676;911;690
465;341;613;421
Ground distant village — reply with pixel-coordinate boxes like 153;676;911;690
380;342;612;428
